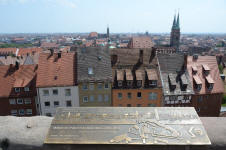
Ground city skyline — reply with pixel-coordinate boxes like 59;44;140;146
0;0;225;33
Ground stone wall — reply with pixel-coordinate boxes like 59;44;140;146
0;116;226;150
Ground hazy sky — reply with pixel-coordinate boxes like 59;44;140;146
0;0;225;33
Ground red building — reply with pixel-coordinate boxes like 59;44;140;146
0;64;38;116
186;55;224;116
127;36;154;49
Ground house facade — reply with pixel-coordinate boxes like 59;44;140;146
77;47;112;106
36;51;79;116
0;64;38;116
186;55;224;116
111;48;163;107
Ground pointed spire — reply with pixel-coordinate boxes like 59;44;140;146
176;12;180;29
172;14;176;29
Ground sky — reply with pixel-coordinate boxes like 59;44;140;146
0;0;225;33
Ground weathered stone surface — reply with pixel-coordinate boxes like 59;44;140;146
45;107;210;145
0;116;226;150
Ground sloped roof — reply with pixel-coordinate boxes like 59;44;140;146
111;48;157;67
158;54;194;96
18;48;43;56
77;47;112;82
187;56;224;94
37;52;77;87
0;65;37;97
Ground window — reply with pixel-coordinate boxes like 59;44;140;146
198;96;203;102
17;99;23;104
148;104;156;107
45;101;50;107
26;109;32;115
88;67;93;75
24;98;31;104
65;89;71;96
46;113;52;117
11;110;17;116
98;83;102;90
52;89;58;95
170;96;177;101
127;104;131;107
137;81;142;87
149;93;157;100
54;101;59;107
104;95;109;102
104;83;109;89
89;84;94;90
127;93;132;99
118;81;122;87
98;95;103;102
137;92;142;98
19;109;25;115
127;81;132;87
66;100;72;107
9;99;16;104
43;90;49;96
24;87;30;92
83;84;88;90
15;88;20;93
118;93;122;99
90;95;94;102
137;104;141;107
149;80;157;87
83;96;88;103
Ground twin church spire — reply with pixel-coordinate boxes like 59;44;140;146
172;12;180;30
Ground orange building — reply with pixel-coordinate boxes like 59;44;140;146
111;48;163;107
113;89;162;107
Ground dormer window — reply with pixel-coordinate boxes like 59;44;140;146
88;67;93;75
202;64;210;76
193;75;202;92
118;81;122;87
168;74;176;91
206;75;214;91
149;80;157;87
192;65;198;75
127;81;132;87
137;80;142;87
181;74;188;91
15;88;20;93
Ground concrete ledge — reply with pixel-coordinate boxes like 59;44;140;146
0;116;226;150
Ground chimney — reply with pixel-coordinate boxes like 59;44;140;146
15;61;19;70
139;50;143;64
58;51;61;58
50;49;54;56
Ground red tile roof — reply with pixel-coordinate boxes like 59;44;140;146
0;65;37;97
0;48;17;55
18;48;43;56
187;56;224;94
36;52;77;87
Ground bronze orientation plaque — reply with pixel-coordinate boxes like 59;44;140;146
45;107;211;145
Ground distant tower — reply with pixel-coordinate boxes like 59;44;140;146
170;12;180;51
107;25;110;39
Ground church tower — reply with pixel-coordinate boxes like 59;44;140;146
170;13;180;51
107;25;110;39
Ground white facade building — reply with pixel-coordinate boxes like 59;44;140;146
37;86;79;116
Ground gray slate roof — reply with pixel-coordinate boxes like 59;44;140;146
157;54;194;96
77;47;112;82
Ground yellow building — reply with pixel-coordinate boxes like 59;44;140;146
77;47;112;106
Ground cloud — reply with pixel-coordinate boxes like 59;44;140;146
0;0;77;8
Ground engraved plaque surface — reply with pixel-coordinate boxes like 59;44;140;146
45;107;211;145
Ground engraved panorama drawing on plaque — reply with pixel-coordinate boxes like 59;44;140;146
45;107;211;145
